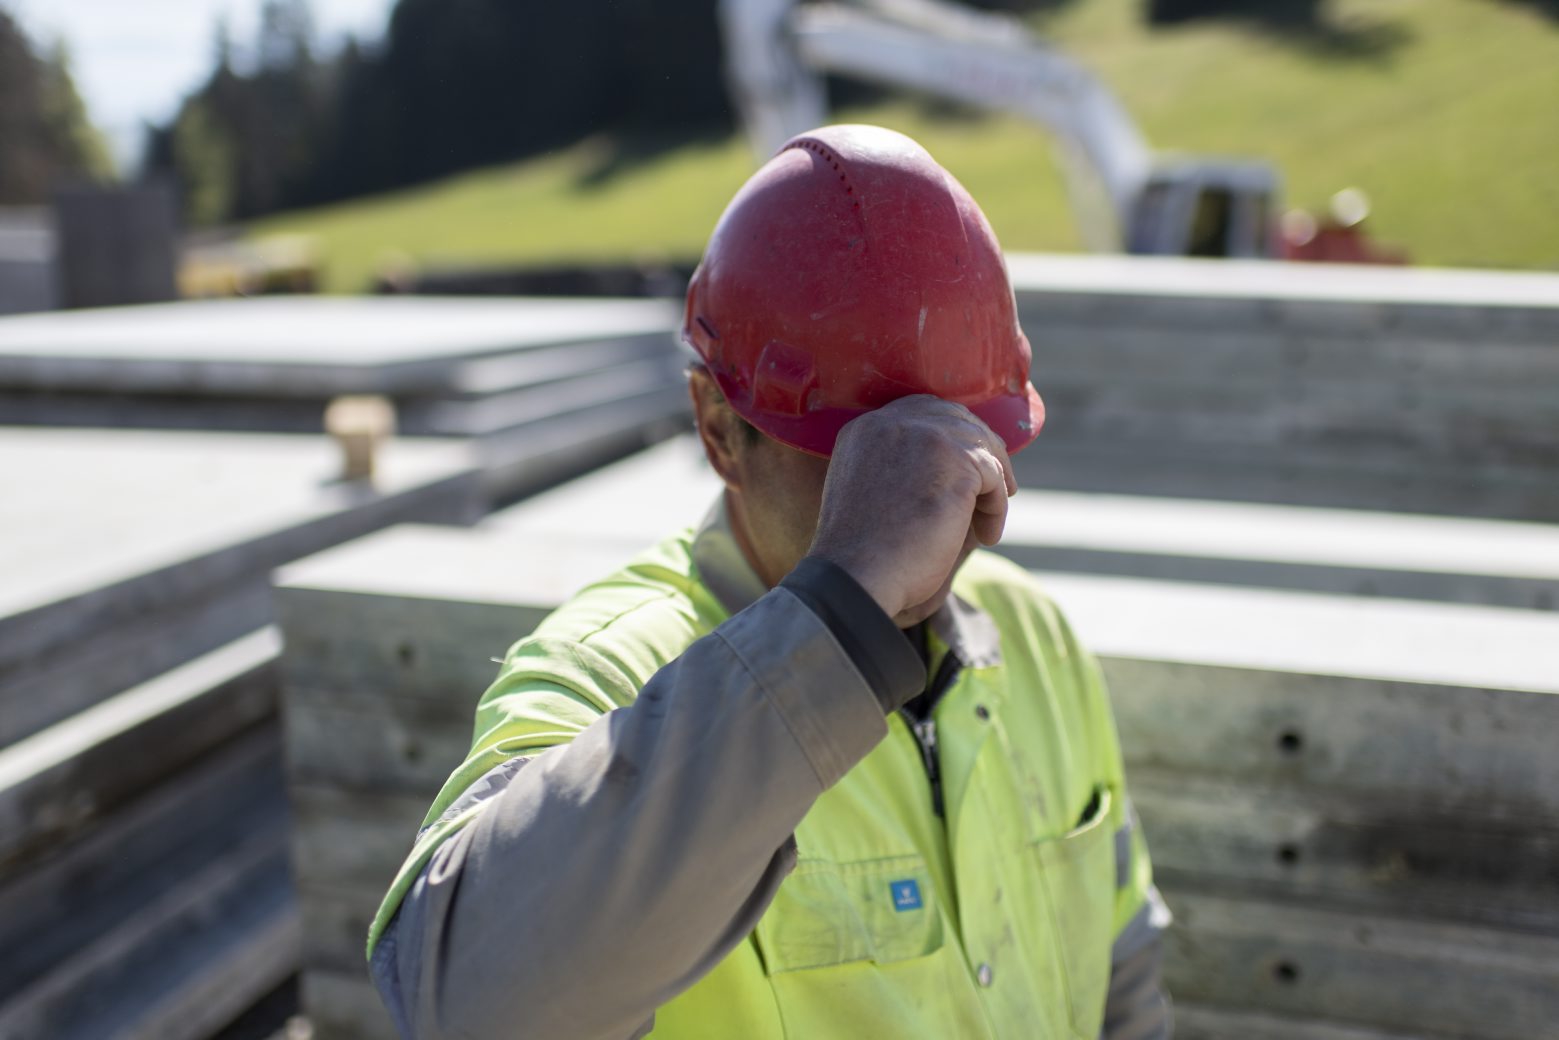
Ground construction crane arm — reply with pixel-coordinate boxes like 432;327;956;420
721;0;1152;249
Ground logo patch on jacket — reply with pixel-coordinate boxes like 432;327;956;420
890;879;923;912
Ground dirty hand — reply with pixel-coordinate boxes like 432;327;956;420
808;395;1017;628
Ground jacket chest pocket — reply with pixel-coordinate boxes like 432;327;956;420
1030;785;1116;1038
753;855;944;974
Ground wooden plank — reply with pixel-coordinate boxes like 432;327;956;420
279;525;1559;813
273;526;643;698
275;588;545;702
1014;320;1559;391
1018;389;1559;476
289;781;1559;988
289;798;1559;1022
288;785;427;898
0;583;274;745
1013;441;1559;523
293;971;1495;1040
1161;889;1559;1040
1133;771;1559;932
0;726;285;1004
284;683;476;797
0;793;298;1040
294;835;1559;1040
1173;1002;1435;1040
117;891;297;1040
0;629;280;870
1097;655;1559;817
298;883;383;977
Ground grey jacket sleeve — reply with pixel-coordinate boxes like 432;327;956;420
1102;893;1173;1040
1102;805;1173;1040
371;560;925;1040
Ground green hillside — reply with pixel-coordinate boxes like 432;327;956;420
252;0;1559;292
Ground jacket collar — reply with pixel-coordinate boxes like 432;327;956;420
691;494;1003;669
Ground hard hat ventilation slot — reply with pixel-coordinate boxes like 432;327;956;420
788;139;862;211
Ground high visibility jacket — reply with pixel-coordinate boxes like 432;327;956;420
368;505;1167;1039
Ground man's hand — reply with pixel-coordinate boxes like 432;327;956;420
808;396;1017;627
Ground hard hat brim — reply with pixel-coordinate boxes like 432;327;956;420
713;366;1046;460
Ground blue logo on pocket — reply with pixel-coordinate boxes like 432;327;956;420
890;879;923;912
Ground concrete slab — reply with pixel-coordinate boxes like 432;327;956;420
0;427;481;743
0;296;679;396
1008;252;1559;306
485;434;715;538
273;518;1559;1035
1008;253;1559;334
1006;254;1559;518
0;726;291;1031
1162;888;1558;1040
0;629;280;870
281;519;1559;702
485;435;1559;609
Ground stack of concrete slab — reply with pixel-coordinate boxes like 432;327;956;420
0;295;691;501
0;427;481;1040
274;437;1559;1039
488;436;1559;611
1008;255;1559;521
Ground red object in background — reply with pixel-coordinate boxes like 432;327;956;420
1283;223;1409;265
1280;188;1409;265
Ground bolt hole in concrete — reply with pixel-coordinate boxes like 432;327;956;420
1277;729;1304;754
1272;961;1301;984
1277;843;1301;866
398;642;416;667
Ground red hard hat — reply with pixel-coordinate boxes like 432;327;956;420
683;124;1044;458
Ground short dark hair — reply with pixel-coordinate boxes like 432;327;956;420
689;360;763;446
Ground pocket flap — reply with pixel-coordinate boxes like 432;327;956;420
756;856;944;974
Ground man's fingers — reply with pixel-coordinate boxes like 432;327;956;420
956;409;1017;499
813;395;1023;622
970;442;1009;546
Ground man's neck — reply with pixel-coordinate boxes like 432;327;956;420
723;489;785;590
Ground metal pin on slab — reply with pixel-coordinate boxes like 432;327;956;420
324;395;396;484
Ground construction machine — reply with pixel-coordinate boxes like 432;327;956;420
720;0;1280;258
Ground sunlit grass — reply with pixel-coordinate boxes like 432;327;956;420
251;0;1559;292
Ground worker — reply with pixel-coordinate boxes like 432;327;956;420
366;124;1172;1039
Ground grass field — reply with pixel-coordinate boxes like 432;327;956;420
251;0;1559;292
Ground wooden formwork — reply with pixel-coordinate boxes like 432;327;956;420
273;498;1559;1039
1008;255;1559;521
0;431;484;1040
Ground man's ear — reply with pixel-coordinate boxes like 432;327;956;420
689;368;745;491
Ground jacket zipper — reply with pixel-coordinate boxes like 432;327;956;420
903;652;962;818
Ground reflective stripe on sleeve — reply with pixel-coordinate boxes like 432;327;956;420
1114;818;1132;890
416;753;537;842
1113;887;1173;963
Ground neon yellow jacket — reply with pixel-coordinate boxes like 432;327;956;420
368;504;1169;1039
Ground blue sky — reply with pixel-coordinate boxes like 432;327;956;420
9;0;397;172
